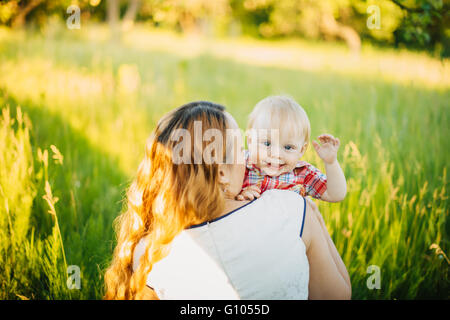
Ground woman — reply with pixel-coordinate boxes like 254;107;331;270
104;101;351;300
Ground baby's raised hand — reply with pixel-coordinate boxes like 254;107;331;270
236;185;261;201
312;134;340;165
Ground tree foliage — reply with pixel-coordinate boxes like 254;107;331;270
0;0;447;56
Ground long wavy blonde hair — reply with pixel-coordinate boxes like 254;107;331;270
104;101;229;299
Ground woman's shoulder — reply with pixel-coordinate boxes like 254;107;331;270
256;189;307;235
213;189;306;228
260;188;304;201
258;189;306;214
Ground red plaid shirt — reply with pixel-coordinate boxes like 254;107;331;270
242;151;327;199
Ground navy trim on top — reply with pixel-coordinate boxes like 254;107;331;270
299;197;306;238
187;199;257;229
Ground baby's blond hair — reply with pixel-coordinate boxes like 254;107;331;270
248;95;311;145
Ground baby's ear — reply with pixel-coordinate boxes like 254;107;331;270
300;141;308;153
245;132;253;145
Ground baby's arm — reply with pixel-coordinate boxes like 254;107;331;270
312;134;347;202
321;161;347;202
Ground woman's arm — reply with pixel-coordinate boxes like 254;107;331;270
302;200;351;299
305;198;351;286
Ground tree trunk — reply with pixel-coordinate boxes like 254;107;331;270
320;11;361;54
107;0;120;34
122;0;141;31
11;0;44;28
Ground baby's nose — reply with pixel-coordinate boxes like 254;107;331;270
269;147;282;158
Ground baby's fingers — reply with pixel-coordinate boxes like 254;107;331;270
241;190;255;200
318;134;335;144
250;189;261;199
247;185;261;194
245;189;260;200
329;136;340;148
318;134;331;141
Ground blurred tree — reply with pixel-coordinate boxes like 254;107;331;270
107;0;119;32
390;0;449;56
230;0;405;53
11;0;44;28
122;0;140;30
0;0;447;56
137;0;231;35
0;0;89;28
352;0;404;44
107;0;141;33
229;0;447;55
0;1;141;32
230;0;369;52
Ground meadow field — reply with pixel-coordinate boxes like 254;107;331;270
0;24;448;299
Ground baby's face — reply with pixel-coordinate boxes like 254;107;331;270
248;129;307;177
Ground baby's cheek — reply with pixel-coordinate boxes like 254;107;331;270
285;153;302;168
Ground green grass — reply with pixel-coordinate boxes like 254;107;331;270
0;24;448;299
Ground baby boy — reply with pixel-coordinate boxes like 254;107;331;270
237;95;347;202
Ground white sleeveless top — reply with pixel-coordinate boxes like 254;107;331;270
133;189;309;299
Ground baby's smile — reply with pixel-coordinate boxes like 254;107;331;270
264;160;285;169
260;159;292;176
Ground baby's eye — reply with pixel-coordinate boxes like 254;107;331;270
284;145;295;151
262;140;271;147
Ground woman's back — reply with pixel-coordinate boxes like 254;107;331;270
133;189;309;299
